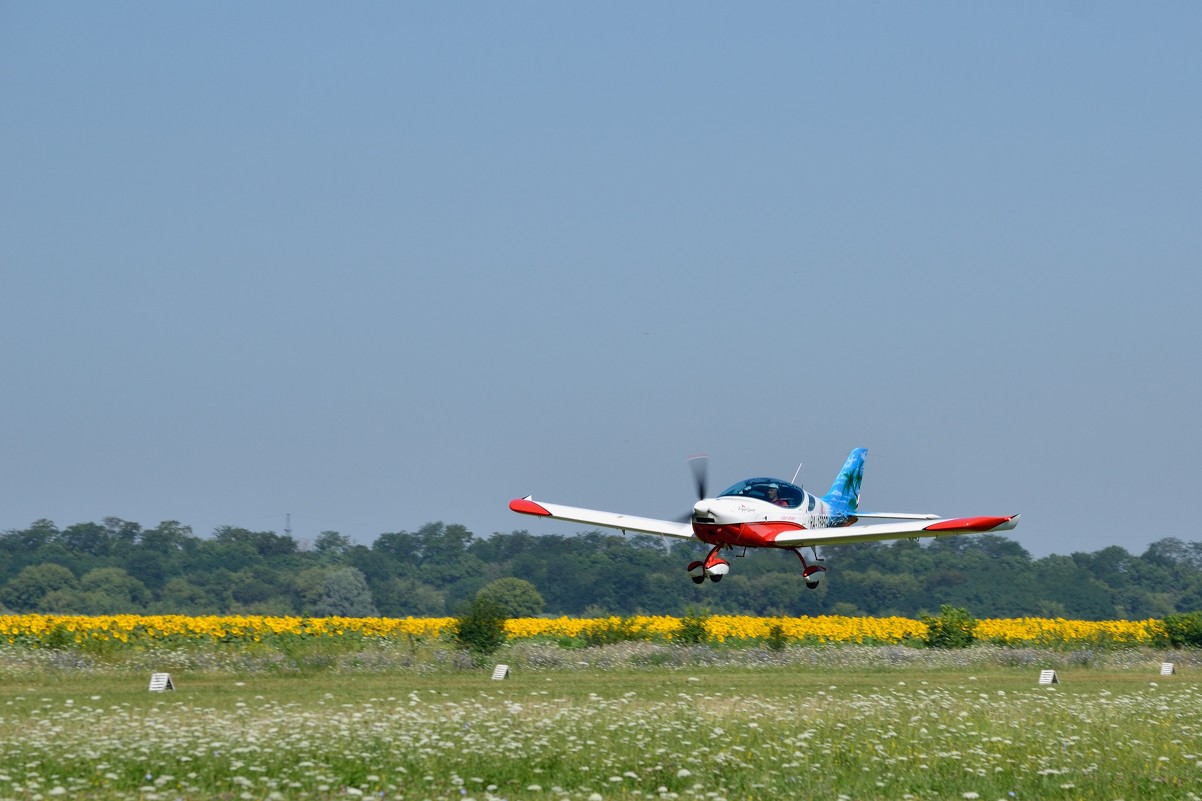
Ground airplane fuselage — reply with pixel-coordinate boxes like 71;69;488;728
690;495;852;549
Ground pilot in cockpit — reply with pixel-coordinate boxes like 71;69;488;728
764;484;789;507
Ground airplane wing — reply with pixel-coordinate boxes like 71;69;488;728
509;496;696;540
772;514;1020;547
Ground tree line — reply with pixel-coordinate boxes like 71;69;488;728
2;517;1201;620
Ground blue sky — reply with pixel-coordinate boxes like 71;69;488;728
3;3;1199;559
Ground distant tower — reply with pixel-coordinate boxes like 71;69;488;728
285;513;292;538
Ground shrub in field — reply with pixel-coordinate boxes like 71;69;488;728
920;604;977;648
452;596;509;655
765;622;788;651
676;607;711;645
1160;611;1202;647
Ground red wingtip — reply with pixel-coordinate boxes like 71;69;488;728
509;498;551;516
924;515;1014;532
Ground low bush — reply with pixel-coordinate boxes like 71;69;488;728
1161;611;1202;648
765;623;788;652
920;605;977;649
676;607;710;645
452;597;508;656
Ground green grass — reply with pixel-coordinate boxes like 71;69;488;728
1;663;1199;800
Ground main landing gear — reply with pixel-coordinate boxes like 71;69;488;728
686;545;827;589
792;547;827;589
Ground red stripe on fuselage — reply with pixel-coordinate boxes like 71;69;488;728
692;521;804;548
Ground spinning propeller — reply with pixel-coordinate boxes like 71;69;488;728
688;454;709;502
675;454;710;523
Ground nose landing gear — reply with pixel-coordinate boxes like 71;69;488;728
687;545;731;583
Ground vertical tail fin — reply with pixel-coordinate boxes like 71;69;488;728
823;448;867;515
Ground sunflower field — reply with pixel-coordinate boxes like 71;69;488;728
0;613;1168;649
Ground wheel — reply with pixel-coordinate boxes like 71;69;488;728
709;573;723;583
691;575;706;584
805;580;820;590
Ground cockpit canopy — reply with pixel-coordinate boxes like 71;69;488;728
718;477;807;510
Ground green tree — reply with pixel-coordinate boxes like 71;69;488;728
139;520;192;552
1;564;78;611
103;517;143;551
313;567;378;617
1143;537;1202;571
294;568;331;613
372;530;419;556
38;588;88;613
181;567;237;612
1032;555;1117;618
416;523;486;584
372;576;446;616
10;519;59;552
476;577;545;617
127;521;193;590
213;526;298;558
723;573;801;616
57;522;113;556
78;567;151;611
314;531;352;563
231;571;277;607
154;577;219;614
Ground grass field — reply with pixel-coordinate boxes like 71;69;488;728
1;656;1199;800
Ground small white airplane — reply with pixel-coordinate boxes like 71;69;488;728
510;448;1019;588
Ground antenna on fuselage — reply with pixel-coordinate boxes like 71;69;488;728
791;462;803;486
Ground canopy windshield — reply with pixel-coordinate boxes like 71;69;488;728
717;478;805;509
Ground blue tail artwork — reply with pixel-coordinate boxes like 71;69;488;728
823;447;867;516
